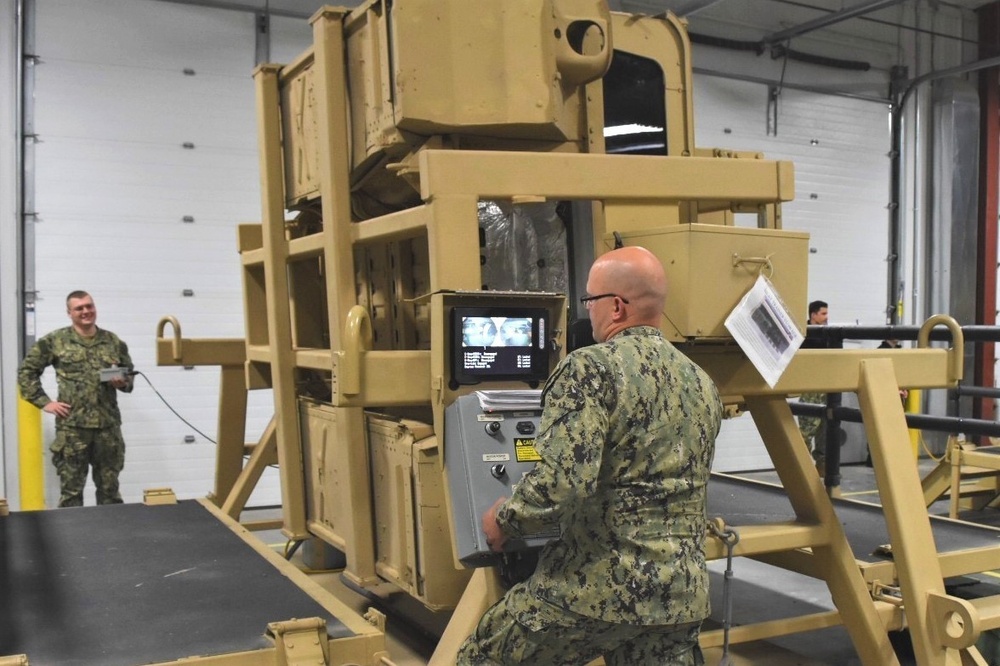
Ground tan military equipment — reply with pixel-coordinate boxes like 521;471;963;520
152;2;997;665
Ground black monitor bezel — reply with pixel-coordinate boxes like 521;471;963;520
450;306;550;386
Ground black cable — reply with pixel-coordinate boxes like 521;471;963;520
131;370;217;444
284;538;304;561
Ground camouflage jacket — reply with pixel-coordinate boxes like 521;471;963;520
18;326;133;429
496;326;723;625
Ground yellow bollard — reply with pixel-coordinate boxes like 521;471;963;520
18;394;45;510
905;388;921;460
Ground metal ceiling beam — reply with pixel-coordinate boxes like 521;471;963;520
153;0;313;20
669;0;729;16
764;0;907;44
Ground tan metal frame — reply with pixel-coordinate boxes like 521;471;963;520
154;4;1000;665
154;317;281;530
922;437;1000;519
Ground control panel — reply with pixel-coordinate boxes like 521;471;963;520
445;391;558;567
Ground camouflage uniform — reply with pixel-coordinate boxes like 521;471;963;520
798;392;827;466
18;326;133;507
458;326;722;665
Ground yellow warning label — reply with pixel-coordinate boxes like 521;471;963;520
514;438;540;463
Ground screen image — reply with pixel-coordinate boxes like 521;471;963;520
451;307;549;385
462;316;533;348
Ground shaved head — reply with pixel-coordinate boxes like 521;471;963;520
586;246;667;342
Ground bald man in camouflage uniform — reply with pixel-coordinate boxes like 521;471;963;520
18;290;133;507
459;247;723;665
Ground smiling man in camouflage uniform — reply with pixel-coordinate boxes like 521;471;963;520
18;290;133;507
459;247;723;665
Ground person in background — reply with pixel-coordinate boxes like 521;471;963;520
798;300;829;474
458;246;723;665
18;290;133;507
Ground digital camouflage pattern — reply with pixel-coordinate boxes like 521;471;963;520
459;326;721;665
798;391;827;465
18;326;133;428
18;326;132;506
51;426;125;506
460;583;703;665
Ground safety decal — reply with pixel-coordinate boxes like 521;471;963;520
514;439;540;462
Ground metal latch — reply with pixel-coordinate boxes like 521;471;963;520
871;581;903;606
142;488;178;505
267;617;329;666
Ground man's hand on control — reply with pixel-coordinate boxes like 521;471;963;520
110;376;129;389
482;496;509;553
43;401;72;418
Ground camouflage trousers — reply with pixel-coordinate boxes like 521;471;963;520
457;582;704;665
798;392;827;466
51;425;125;507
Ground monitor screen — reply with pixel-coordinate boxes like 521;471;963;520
451;306;550;386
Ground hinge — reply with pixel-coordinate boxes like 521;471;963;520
142;487;178;505
267;617;329;666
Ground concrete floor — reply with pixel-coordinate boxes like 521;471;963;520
253;457;1000;666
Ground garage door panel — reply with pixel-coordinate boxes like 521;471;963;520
35;63;256;147
37;0;256;74
35;140;259;219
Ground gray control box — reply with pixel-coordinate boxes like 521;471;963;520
445;391;557;567
99;367;129;383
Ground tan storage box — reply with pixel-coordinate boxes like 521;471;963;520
610;224;809;341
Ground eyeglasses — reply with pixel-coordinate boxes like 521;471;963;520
579;293;629;307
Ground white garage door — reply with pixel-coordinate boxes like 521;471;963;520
31;0;313;505
692;74;891;471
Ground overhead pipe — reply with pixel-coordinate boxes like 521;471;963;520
764;0;908;45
